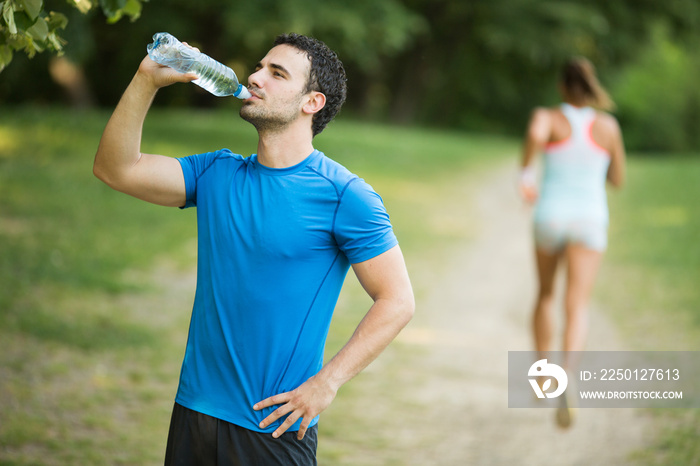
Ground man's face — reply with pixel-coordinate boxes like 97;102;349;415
240;44;313;132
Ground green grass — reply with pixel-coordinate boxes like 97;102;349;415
0;106;514;465
602;157;700;349
598;155;700;465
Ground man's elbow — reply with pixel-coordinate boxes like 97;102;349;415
93;159;107;183
93;162;119;190
93;151;124;189
396;292;415;327
93;147;109;181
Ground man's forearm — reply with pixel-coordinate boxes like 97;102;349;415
314;295;414;392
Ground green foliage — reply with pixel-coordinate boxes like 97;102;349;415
0;0;68;70
4;1;700;151
612;25;700;152
223;0;426;72
388;0;700;132
0;0;145;72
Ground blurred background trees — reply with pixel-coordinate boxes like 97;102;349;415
2;0;700;152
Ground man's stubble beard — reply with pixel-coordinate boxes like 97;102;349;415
239;94;305;134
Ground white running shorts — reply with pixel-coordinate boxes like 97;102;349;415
534;220;608;253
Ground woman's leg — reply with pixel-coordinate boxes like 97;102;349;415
532;247;562;355
563;244;603;355
555;244;602;428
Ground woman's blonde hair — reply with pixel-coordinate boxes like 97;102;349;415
561;57;615;111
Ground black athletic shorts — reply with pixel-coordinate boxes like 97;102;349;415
164;403;318;466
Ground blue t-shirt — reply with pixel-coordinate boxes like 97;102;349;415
175;149;397;433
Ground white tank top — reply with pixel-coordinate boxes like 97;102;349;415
534;103;611;224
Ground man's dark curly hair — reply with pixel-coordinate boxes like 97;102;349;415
274;33;347;137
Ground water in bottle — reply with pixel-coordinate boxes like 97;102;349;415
147;32;252;99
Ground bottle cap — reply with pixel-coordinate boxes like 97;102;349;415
235;85;252;99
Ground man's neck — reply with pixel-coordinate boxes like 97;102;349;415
256;125;315;169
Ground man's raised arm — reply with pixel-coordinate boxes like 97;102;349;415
93;56;196;207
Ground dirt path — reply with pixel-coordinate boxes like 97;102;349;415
380;163;656;465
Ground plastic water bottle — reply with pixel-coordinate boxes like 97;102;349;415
146;32;252;99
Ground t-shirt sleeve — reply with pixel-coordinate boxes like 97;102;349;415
334;178;398;264
177;149;234;208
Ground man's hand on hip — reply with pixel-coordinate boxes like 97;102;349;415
253;375;338;440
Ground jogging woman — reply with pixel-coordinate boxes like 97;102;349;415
518;57;626;427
